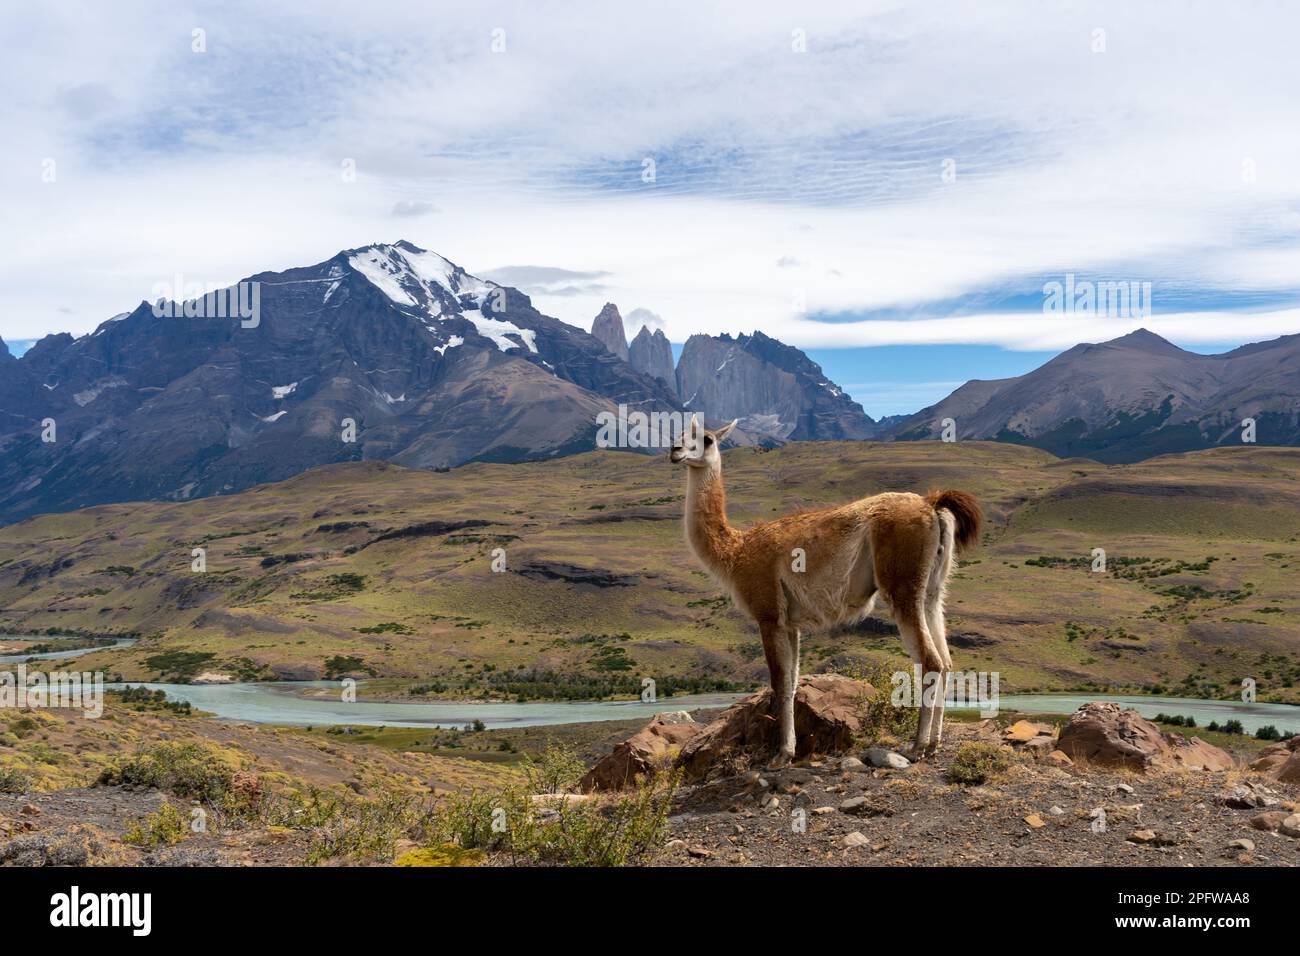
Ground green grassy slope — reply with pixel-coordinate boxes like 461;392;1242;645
2;442;1298;702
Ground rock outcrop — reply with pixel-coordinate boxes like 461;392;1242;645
590;302;629;362
579;675;875;790
675;674;872;780
675;331;877;443
628;325;676;396
1249;735;1300;782
578;711;702;791
1055;702;1235;772
1001;719;1059;760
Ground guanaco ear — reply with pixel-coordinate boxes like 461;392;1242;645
688;413;703;438
714;418;739;442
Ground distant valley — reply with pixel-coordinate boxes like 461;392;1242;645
2;441;1298;704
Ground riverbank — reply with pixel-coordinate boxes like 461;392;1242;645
93;679;1300;738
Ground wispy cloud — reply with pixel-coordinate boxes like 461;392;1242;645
2;0;1298;355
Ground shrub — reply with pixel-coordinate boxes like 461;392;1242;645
946;741;1010;785
295;768;681;867
304;791;420;865
324;655;377;678
1255;724;1281;741
423;771;681;867
1222;719;1245;736
523;742;585;795
123;803;189;848
98;742;236;802
143;651;216;679
0;766;30;794
840;659;919;742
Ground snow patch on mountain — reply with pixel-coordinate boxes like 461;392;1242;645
434;335;464;356
348;242;527;352
461;309;537;353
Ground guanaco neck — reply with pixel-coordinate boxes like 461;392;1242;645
684;462;741;571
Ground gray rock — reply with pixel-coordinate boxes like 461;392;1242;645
865;747;911;769
1221;783;1279;809
629;326;676;396
591;303;630;361
842;831;870;849
675;331;878;443
839;756;868;772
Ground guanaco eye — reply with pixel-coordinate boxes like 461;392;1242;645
704;436;714;446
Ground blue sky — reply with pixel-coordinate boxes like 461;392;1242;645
3;1;1299;418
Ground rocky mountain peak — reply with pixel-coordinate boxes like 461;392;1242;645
343;241;501;321
628;325;676;396
1102;327;1186;355
676;331;876;444
590;303;629;361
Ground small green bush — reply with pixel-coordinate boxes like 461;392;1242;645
123;803;189;848
946;741;1010;785
98;743;236;802
0;765;31;794
523;742;585;795
840;659;919;742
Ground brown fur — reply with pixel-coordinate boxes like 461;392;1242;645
924;489;983;551
670;416;981;763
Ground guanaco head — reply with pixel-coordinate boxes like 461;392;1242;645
669;414;737;469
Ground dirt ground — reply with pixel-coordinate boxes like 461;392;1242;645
656;721;1300;867
2;702;1297;867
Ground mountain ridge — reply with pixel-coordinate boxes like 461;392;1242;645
890;327;1300;462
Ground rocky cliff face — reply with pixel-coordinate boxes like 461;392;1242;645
628;326;676;396
590;303;629;362
0;242;680;523
676;331;878;442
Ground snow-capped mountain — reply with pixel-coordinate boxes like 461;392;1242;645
0;241;680;523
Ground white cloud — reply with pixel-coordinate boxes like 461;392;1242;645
1;1;1298;352
624;308;666;338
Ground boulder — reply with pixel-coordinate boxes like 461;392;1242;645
1249;810;1290;832
1055;702;1235;772
675;674;873;780
1249;735;1300;783
578;712;703;791
1219;782;1279;809
865;747;911;769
